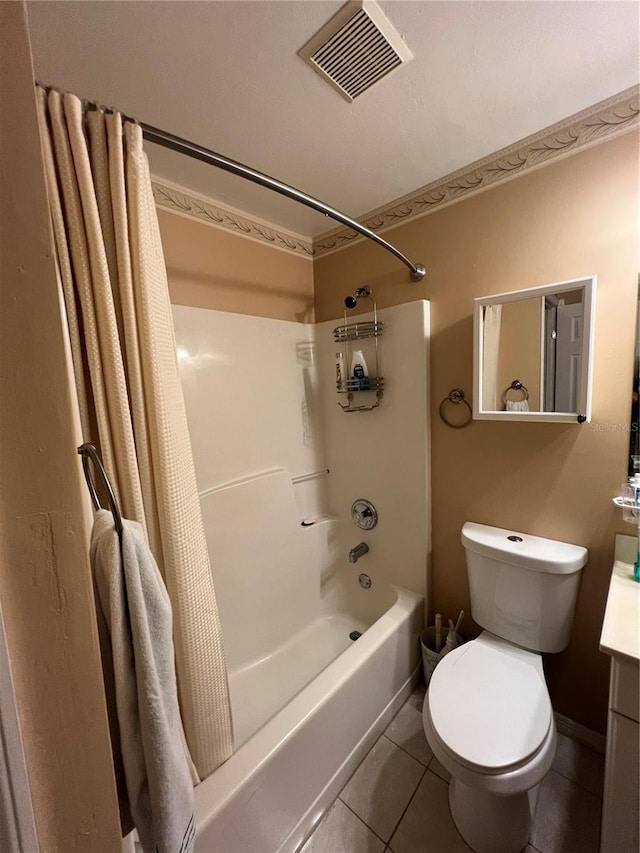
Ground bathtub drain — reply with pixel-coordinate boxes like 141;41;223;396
349;630;362;641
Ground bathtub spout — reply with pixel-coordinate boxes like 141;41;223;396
349;543;369;563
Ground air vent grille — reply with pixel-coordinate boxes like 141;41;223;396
299;1;412;102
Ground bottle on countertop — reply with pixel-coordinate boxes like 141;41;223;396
351;349;369;391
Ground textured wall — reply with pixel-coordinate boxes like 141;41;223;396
159;127;638;733
314;131;639;733
0;3;121;848
159;209;314;323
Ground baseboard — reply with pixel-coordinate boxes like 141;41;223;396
554;711;606;754
283;663;421;853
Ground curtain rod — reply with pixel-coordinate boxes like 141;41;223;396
140;123;426;282
37;83;425;280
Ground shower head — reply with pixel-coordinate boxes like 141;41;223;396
344;286;372;310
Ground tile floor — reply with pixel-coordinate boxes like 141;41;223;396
301;683;605;853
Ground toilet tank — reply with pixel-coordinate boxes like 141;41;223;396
461;522;588;653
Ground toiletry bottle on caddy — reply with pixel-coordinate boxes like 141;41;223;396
350;349;369;391
335;352;345;391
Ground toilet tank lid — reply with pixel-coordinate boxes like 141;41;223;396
461;522;588;575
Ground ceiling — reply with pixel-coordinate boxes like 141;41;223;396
27;1;639;238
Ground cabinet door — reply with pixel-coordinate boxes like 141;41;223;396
601;711;639;853
610;658;640;722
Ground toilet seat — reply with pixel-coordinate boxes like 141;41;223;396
428;636;552;774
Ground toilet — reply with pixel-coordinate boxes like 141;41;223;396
422;521;588;853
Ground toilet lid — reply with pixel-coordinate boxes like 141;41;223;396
428;641;552;772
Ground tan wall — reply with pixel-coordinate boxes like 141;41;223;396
0;4;121;849
159;209;314;322
314;131;639;733
496;298;542;411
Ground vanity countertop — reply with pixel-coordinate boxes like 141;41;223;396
600;534;640;662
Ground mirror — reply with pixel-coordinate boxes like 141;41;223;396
473;276;596;423
628;277;640;476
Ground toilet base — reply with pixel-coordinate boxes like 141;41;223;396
449;777;540;853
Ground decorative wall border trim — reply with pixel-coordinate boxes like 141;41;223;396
313;85;640;257
151;177;314;259
151;86;638;261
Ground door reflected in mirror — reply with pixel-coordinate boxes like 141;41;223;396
474;277;596;424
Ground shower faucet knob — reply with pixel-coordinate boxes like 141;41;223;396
351;499;378;530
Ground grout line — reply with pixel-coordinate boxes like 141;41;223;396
425;753;450;783
425;766;449;784
384;765;427;847
338;798;389;846
380;733;432;768
338;733;388;797
549;744;605;799
390;739;432;767
335;695;432;847
339;761;427;847
550;765;604;800
546;768;603;801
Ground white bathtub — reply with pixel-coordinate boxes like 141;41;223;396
193;578;424;853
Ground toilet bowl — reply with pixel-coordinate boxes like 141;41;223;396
423;632;557;853
422;522;587;853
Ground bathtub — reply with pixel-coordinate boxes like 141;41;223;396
193;577;424;853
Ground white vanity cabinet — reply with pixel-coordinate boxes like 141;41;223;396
601;657;639;853
599;536;640;853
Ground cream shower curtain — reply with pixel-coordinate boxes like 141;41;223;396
482;304;502;411
36;87;233;779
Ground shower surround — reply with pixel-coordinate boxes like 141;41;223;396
172;299;430;850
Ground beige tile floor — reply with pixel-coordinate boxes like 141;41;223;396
301;684;604;853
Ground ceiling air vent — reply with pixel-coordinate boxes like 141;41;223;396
299;0;413;102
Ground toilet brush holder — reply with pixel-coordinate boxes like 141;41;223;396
421;626;464;685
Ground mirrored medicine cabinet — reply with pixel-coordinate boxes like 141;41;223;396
473;276;596;423
627;276;640;476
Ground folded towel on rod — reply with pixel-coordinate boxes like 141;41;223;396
90;509;197;853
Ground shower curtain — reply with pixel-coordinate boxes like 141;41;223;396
36;86;233;779
482;304;502;411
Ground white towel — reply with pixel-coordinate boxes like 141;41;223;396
506;399;530;412
90;509;196;853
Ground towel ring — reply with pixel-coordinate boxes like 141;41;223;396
502;379;529;405
78;443;123;535
439;388;473;428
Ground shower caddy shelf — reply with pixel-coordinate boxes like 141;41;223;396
333;316;384;413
